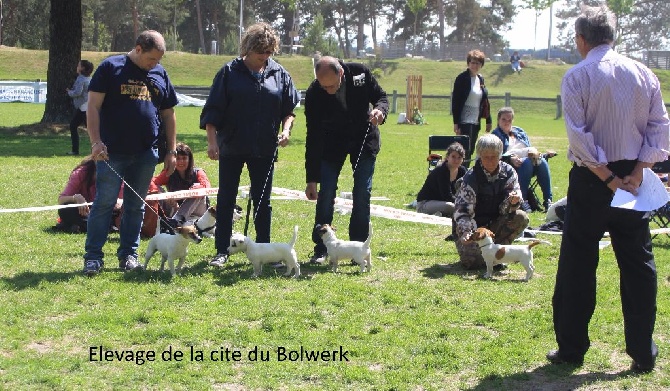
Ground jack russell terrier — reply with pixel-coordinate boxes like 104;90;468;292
317;222;372;273
466;227;549;281
143;224;202;277
227;226;300;278
194;204;243;238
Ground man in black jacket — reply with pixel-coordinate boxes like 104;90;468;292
304;56;388;264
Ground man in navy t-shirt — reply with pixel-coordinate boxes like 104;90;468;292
83;30;178;276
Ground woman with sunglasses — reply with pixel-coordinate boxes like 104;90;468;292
200;22;300;267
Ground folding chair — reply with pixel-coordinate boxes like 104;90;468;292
650;158;670;238
526;152;557;212
427;135;470;171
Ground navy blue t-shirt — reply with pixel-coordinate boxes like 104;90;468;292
88;54;178;154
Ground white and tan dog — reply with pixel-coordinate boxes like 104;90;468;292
227;226;300;278
144;224;202;277
317;222;372;273
466;227;549;281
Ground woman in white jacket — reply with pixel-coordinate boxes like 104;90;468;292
65;60;94;155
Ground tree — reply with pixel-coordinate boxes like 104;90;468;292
41;0;82;123
521;0;558;51
555;0;670;54
407;0;427;42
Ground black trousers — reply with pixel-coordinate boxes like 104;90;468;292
458;123;480;168
69;109;87;154
552;161;658;367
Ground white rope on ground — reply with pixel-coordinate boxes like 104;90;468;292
5;185;670;234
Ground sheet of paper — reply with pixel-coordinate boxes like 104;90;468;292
610;168;670;211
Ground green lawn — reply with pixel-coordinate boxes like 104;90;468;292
0;101;668;390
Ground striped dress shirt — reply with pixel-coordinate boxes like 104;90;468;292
561;44;669;168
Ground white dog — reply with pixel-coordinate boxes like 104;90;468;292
227;226;300;278
194;206;217;238
545;197;567;222
317;222;372;273
143;225;202;277
466;227;549;281
194;204;242;238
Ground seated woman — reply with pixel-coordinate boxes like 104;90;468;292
149;142;211;224
56;155;121;233
416;142;467;218
453;134;529;269
492;107;554;211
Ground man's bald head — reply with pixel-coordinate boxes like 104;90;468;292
315;56;344;94
135;30;167;53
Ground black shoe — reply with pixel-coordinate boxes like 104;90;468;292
209;253;229;267
523;229;536;238
119;255;144;271
445;234;456;241
546;349;583;366
83;259;103;276
493;263;507;271
308;252;327;265
630;360;654;373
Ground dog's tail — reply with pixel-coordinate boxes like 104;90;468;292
363;222;373;248
289;225;299;248
527;240;551;249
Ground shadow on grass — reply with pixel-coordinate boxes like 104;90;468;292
0;271;82;290
420;262;480;279
0;125;208;158
465;363;636;391
488;64;518;87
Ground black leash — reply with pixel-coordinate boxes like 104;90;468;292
100;155;176;235
243;143;280;237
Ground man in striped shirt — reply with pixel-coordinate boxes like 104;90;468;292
547;5;669;373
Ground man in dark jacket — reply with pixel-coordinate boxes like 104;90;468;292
304;56;388;263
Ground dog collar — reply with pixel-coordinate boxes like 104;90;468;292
194;218;216;236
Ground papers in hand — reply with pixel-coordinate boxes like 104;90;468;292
610;168;670;211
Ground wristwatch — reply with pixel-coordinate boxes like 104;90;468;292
167;150;178;156
603;172;616;184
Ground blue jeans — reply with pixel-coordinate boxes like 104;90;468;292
84;148;158;261
311;153;375;254
215;155;274;254
516;158;553;204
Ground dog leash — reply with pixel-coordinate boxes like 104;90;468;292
98;152;176;235
244;143;280;237
352;122;372;175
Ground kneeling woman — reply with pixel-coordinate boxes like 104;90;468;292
149;142;211;224
416;142;467;218
453;134;529;269
57;155;122;233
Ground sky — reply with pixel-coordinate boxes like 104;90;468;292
506;1;567;50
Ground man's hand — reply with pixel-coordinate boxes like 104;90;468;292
163;154;176;176
305;182;318;201
369;109;385;126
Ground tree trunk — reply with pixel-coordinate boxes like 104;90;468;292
132;0;139;39
356;0;365;55
42;0;82;124
437;0;445;58
195;0;206;54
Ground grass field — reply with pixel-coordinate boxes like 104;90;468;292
0;96;669;390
